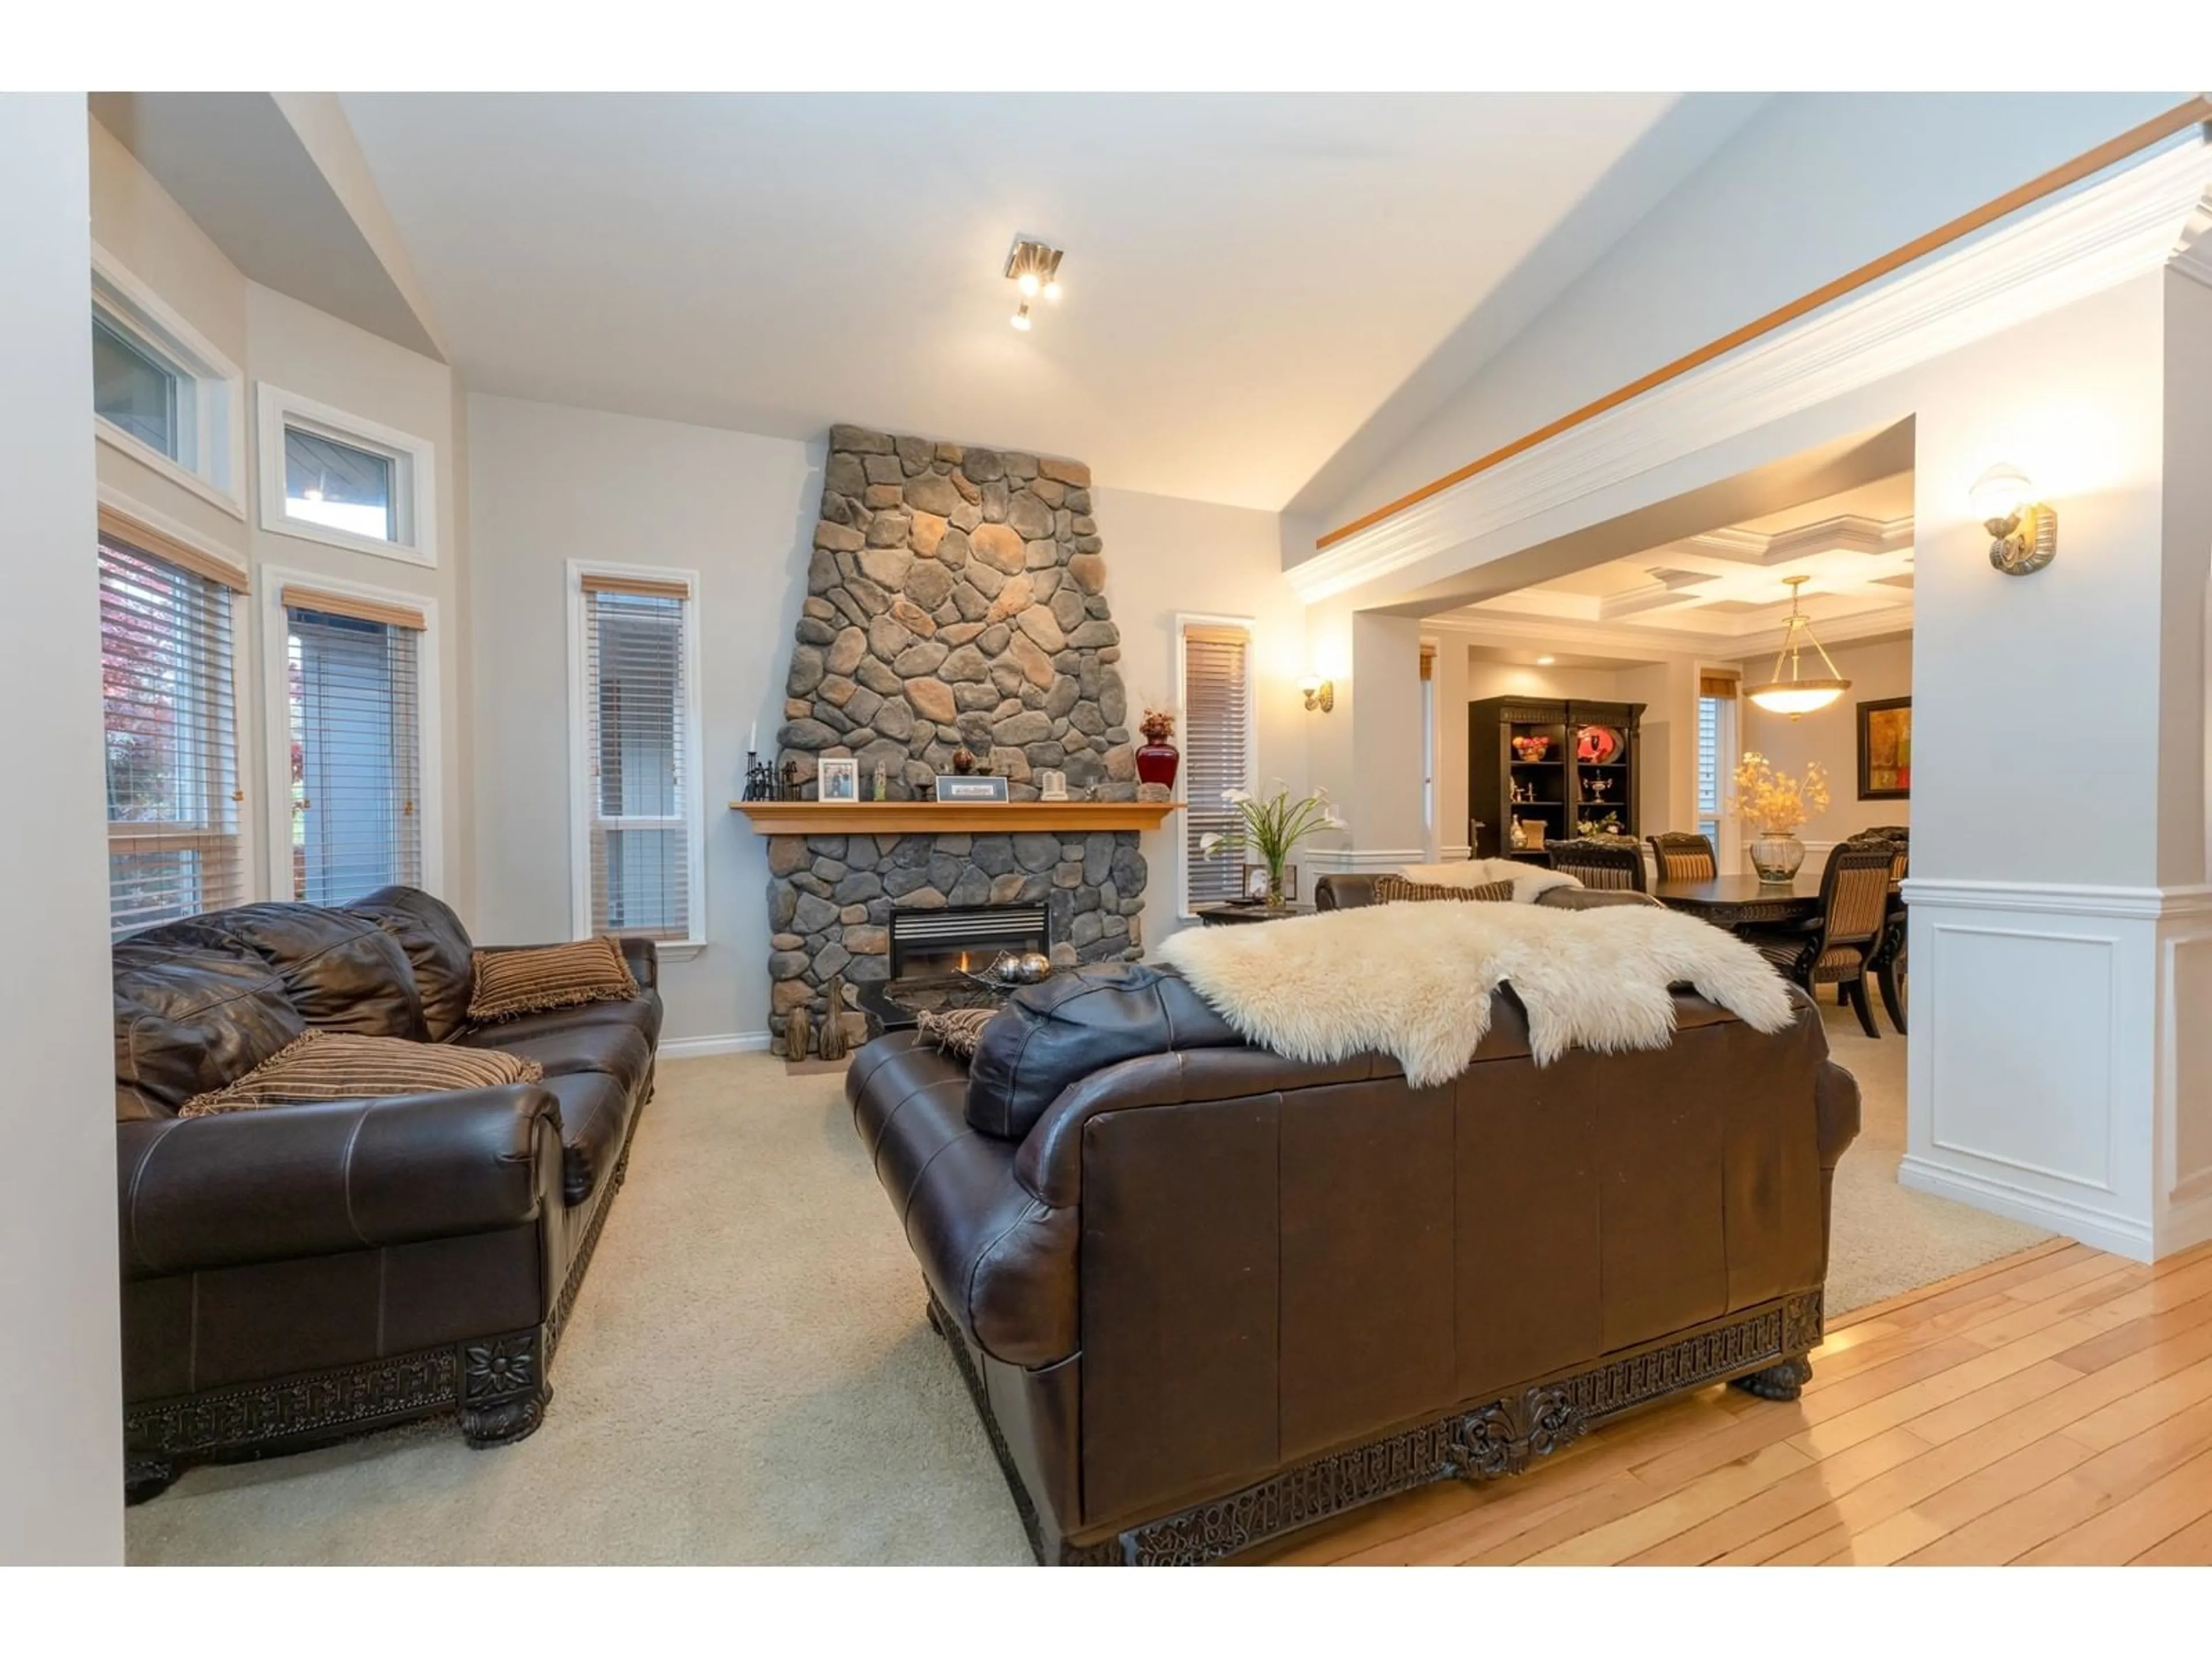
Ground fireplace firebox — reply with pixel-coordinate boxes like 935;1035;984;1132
888;904;1051;986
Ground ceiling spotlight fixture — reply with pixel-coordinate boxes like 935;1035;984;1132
1004;238;1065;332
1535;656;1556;666
1745;575;1851;719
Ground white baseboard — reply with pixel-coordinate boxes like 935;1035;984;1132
1897;1153;2153;1262
1441;844;1473;862
658;1031;773;1060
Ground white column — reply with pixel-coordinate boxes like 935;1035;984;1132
1304;603;1427;878
0;95;125;1563
1434;636;1472;858
1900;271;2212;1260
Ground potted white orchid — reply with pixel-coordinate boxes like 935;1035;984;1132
1199;782;1346;908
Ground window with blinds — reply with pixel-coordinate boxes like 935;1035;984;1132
1180;620;1255;910
100;520;247;934
577;571;697;941
283;586;425;905
1696;676;1736;849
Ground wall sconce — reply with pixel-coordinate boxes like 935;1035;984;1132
1298;674;1335;713
1970;463;2057;575
1005;238;1065;332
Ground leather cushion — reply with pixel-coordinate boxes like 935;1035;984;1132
113;936;308;1120
965;961;1247;1142
539;1070;638;1205
181;1031;543;1117
457;1018;654;1099
347;887;476;1043
137;903;427;1040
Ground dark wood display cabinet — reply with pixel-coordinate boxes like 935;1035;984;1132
1467;696;1645;862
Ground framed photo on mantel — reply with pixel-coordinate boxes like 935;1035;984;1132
1857;696;1911;800
935;774;1010;804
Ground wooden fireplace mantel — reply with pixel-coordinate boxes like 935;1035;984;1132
729;800;1181;835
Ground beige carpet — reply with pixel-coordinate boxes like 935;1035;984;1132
125;1002;2047;1566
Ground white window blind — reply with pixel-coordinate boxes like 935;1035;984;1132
101;523;246;934
1696;685;1734;847
284;586;424;905
1181;622;1254;908
582;575;694;940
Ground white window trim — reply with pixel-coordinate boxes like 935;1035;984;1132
1174;611;1259;921
255;382;438;568
566;560;707;958
91;243;247;520
1696;663;1743;875
259;565;444;903
99;485;261;912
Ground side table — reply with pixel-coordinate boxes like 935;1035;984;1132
1193;902;1319;926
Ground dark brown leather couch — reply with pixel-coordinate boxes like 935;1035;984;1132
113;888;659;1500
849;926;1858;1565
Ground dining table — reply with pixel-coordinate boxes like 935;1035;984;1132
1650;872;1824;932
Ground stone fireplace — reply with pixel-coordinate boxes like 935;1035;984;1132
754;426;1152;1056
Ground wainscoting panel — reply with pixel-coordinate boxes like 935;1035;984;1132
1900;881;2165;1260
1924;923;2118;1194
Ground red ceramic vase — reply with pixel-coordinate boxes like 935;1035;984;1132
1135;738;1179;789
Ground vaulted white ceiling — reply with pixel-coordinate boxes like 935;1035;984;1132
338;93;1740;509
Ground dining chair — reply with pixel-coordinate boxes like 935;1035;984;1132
1846;828;1910;1033
1546;837;1647;893
1751;840;1898;1038
1648;832;1718;883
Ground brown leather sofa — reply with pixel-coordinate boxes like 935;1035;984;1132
113;887;658;1500
848;931;1858;1564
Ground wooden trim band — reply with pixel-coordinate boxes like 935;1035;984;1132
280;584;426;632
581;573;691;600
1699;672;1739;699
1316;96;2212;553
97;507;249;593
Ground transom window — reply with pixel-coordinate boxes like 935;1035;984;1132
257;384;436;566
99;514;248;934
91;249;243;511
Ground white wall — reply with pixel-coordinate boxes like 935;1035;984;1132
465;394;820;1047
1737;635;1914;845
0;93;124;1565
1086;485;1305;927
1310;93;2188;541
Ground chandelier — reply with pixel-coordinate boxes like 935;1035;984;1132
1745;575;1850;718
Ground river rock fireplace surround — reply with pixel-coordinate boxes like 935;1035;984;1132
740;425;1169;1056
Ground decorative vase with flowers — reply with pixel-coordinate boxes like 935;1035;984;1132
1729;753;1831;883
1136;709;1180;789
1199;782;1346;907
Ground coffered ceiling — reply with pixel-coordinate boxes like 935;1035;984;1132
1427;474;1915;658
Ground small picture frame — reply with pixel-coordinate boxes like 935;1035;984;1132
817;757;859;803
935;774;1010;804
1241;863;1297;903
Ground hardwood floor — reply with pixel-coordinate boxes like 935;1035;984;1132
1239;1238;2212;1566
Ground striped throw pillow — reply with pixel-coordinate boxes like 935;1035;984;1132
468;937;641;1023
1374;875;1517;904
180;1032;543;1118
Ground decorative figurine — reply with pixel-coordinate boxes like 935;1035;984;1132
951;748;975;774
872;762;887;802
816;975;850;1062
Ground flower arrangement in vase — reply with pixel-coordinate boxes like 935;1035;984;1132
1729;753;1831;882
1136;709;1179;790
1199;782;1345;907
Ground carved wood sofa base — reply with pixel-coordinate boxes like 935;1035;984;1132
927;1285;1823;1566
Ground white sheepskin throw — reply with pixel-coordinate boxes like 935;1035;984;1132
1393;857;1581;903
1156;899;1796;1087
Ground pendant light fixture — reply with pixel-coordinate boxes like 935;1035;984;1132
1745;575;1851;718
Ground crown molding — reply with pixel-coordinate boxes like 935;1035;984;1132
2173;187;2212;291
1291;137;2212;607
1422;603;1912;662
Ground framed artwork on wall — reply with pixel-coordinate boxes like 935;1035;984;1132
1857;696;1911;800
